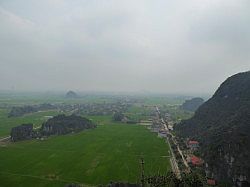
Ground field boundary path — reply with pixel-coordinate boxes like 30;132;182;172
0;136;10;142
0;171;95;186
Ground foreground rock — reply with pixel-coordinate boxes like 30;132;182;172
41;114;96;136
11;124;33;142
175;71;250;186
10;115;96;141
180;97;204;112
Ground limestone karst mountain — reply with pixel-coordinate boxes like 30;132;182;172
66;90;78;98
175;71;250;186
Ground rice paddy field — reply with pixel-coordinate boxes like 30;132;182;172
0;94;182;187
0;124;170;187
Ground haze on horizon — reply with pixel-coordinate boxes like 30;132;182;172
0;0;249;95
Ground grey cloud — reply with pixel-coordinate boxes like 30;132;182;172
0;0;249;94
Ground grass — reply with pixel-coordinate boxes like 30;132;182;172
85;115;114;125
142;96;186;105
160;105;194;122
0;124;170;187
125;105;152;121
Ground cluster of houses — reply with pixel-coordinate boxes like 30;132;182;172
149;120;168;138
8;103;57;118
144;107;217;186
186;140;216;186
59;101;132;116
186;140;204;167
8;98;135;119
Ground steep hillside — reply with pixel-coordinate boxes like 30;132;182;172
175;71;250;185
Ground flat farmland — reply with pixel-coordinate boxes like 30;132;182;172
0;124;170;187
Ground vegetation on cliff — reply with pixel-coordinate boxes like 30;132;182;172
41;114;96;135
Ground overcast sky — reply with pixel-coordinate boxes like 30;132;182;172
0;0;249;95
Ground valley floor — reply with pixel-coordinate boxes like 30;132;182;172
0;124;170;187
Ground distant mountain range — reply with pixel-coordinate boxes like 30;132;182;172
175;71;250;186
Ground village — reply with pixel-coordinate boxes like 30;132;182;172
145;106;217;186
0;100;227;186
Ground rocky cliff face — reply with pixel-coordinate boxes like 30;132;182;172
11;124;33;142
41;114;96;135
175;71;250;185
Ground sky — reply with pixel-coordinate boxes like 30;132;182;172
0;0;249;95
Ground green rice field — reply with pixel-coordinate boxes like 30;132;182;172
0;124;170;187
